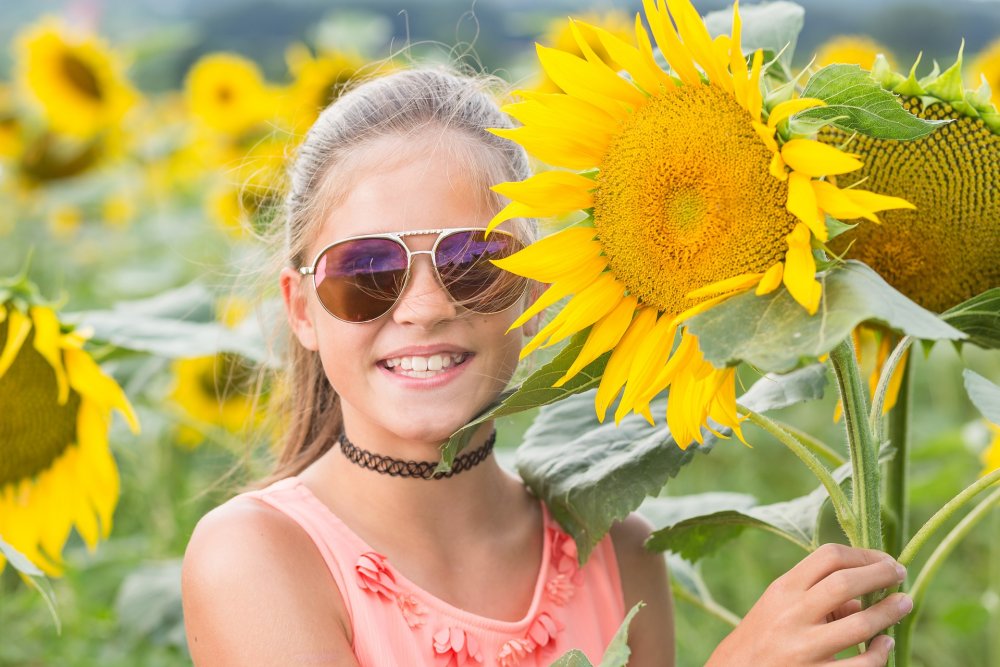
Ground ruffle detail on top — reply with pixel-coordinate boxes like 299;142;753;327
497;638;533;667
356;551;398;600
398;592;428;628
433;627;484;666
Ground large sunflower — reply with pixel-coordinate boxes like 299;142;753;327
0;292;138;575
488;0;912;448
822;52;1000;314
15;18;138;140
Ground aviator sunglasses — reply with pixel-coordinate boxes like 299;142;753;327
298;228;528;323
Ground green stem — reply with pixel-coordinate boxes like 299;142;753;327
670;582;742;628
898;468;1000;567
989;508;1000;667
830;339;883;553
885;350;912;557
740;407;857;542
768;418;847;467
896;486;1000;665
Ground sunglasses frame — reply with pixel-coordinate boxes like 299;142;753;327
298;227;527;323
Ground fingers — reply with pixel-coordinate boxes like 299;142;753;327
808;558;906;617
830;634;895;667
816;593;913;657
826;599;862;623
786;544;897;590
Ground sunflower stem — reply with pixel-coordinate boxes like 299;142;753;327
830;339;883;562
895;486;1000;667
740;408;856;542
670;581;742;628
767;418;847;467
879;340;913;558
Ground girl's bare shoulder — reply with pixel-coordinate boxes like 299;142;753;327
181;496;357;666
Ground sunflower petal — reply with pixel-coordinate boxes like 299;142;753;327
781;139;864;177
756;262;784;295
746;49;764;121
767;97;826;128
590;22;663;95
542;272;627;348
30;307;70;405
615;314;678;423
666;0;732;93
0;308;32;380
555;295;638;387
729;1;750;106
492;226;601;280
594;307;658;421
507;255;608;332
841;188;916;216
536;43;646;111
783;222;822;314
642;0;701;85
686;272;763;299
492;171;595;211
489;127;606;171
65;347;140;432
786;171;828;241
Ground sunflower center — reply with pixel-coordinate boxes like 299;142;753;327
823;98;1000;312
593;84;797;315
0;315;79;486
216;84;234;105
197;352;256;400
60;51;102;101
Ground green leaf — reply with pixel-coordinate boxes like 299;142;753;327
686;261;966;373
115;560;187;648
963;370;1000;425
516;364;827;562
664;553;741;627
942;289;1000;350
598;602;644;667
797;63;949;140
704;1;804;67
550;650;594;667
0;536;61;632
439;330;610;470
65;285;272;365
644;460;856;559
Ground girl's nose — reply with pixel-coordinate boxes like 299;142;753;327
391;254;458;328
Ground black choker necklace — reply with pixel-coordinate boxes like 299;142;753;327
337;431;496;480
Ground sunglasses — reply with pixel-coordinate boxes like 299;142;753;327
298;228;528;323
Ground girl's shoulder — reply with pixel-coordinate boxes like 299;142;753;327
181;487;357;665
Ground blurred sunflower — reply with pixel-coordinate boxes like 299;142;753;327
0;285;138;575
209;136;288;235
982;423;1000;476
822;52;1000;314
815;35;896;71
0;86;23;160
15;17;138;140
488;0;912;448
970;37;1000;107
282;44;367;133
168;300;261;446
535;11;637;93
184;53;272;137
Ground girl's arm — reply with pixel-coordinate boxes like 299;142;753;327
611;513;676;667
707;543;912;667
182;499;360;667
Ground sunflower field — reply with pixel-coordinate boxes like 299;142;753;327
2;1;1000;666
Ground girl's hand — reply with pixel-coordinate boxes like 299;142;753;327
706;543;913;667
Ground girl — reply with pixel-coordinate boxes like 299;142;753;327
181;68;912;667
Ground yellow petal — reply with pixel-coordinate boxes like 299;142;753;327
492;226;601;281
543;273;627;348
769;152;788;180
810;179;878;223
686;272;763;300
666;0;732;93
755;262;784;295
746;49;763;121
767;97;826;128
781;139;863;177
634;13;677;89
595;307;658;421
591;22;664;95
615;314;678;423
0;307;31;380
642;0;701;85
783;222;822;314
753;121;778;152
536;43;646;110
488;127;605;171
555;295;638;387
491;171;595;211
30;307;70;405
786;171;828;241
507;255;609;332
669;291;736;327
841;188;916;216
508;91;621;132
729;1;750;106
65;347;140;432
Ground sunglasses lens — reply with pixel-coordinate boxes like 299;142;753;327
314;238;408;322
435;231;526;313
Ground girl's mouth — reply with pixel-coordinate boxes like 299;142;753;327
378;352;473;379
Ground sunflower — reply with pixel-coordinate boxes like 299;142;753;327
184;53;273;137
970;37;1000;107
815;35;896;71
282;44;367;133
15;17;138;140
0;288;138;575
822;52;1000;314
983;423;1000;476
487;0;913;448
535;11;637;94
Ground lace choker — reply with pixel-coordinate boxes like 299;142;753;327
337;431;496;480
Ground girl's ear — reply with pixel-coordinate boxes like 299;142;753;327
280;267;320;351
520;280;547;338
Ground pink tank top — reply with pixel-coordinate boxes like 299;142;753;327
241;477;626;667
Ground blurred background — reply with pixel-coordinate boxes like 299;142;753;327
1;0;999;665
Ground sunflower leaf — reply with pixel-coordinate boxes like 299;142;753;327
643;460;856;560
598;602;644;667
942;288;1000;349
797;63;950;140
0;537;61;632
439;329;610;470
515;364;827;562
963;370;1000;424
549;650;594;667
704;1;804;67
686;261;965;373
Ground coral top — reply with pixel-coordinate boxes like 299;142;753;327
239;477;626;667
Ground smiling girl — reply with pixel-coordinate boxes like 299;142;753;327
181;68;912;667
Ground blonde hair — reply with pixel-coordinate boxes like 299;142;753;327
261;67;533;483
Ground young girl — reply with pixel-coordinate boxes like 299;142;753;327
181;68;913;667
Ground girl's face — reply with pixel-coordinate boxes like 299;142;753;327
281;134;531;449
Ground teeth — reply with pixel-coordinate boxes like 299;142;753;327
383;353;467;375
